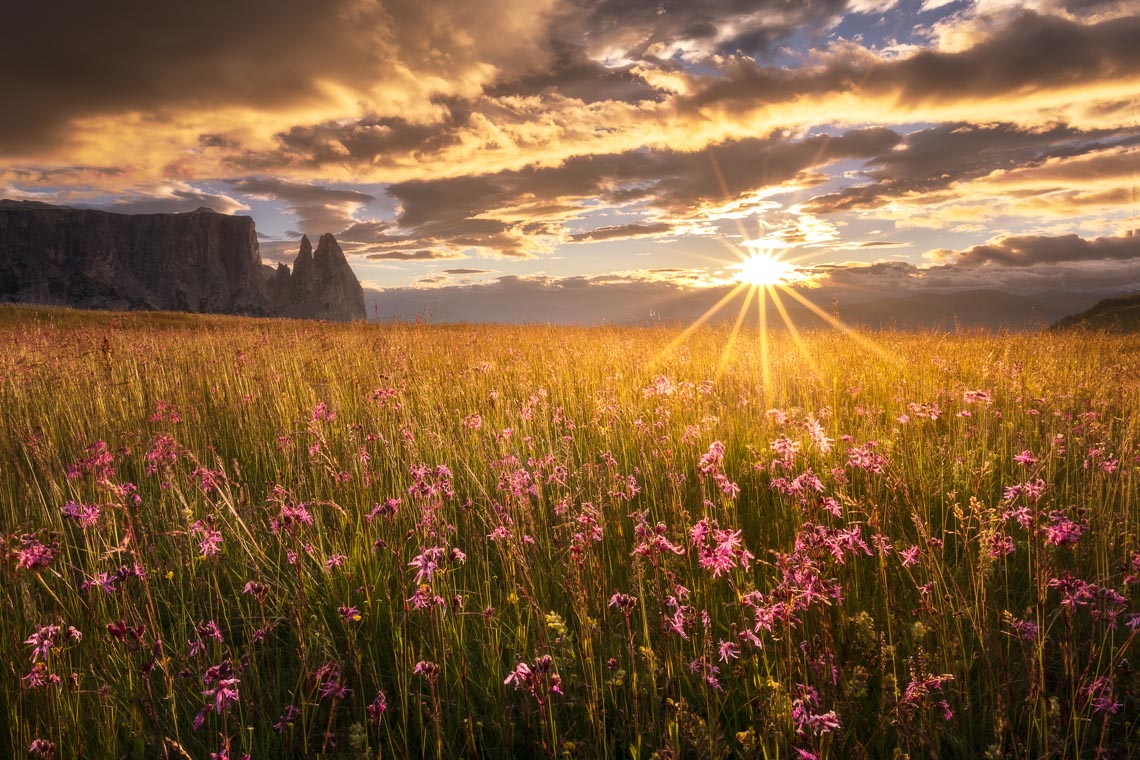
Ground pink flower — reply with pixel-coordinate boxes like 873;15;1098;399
367;691;388;722
413;660;440;685
15;536;57;571
608;592;637;617
717;640;740;662
1044;510;1084;547
60;501;101;529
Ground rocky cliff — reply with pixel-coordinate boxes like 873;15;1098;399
265;234;366;322
0;201;365;321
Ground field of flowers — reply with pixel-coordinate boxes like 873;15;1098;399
0;305;1137;759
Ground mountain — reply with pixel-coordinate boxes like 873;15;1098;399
266;234;365;322
1051;293;1140;332
0;201;365;321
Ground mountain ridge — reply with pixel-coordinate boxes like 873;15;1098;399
0;201;365;321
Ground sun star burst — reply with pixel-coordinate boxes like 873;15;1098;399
732;253;800;286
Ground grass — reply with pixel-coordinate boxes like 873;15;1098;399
0;305;1137;758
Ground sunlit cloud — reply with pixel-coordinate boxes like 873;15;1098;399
3;0;1135;320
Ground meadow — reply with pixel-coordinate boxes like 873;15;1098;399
0;305;1137;759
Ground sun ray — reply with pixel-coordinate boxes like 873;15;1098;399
758;284;772;408
652;282;748;363
716;283;756;379
777;284;898;366
768;283;818;376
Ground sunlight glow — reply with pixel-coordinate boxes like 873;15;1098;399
732;252;801;286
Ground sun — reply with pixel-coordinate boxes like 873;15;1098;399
732;252;799;286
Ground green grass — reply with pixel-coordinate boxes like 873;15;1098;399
1;306;1137;758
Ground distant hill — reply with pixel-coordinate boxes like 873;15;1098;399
1051;294;1140;332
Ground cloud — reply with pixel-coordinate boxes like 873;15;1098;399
683;11;1140;114
0;0;558;154
99;184;249;215
442;268;492;274
364;249;465;260
228;177;374;234
569;222;674;242
808;233;1140;295
375;127;900;256
565;0;851;64
930;232;1140;267
801;123;1137;218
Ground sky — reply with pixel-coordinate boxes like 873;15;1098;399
2;0;1138;324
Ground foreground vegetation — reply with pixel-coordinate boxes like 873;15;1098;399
1;305;1137;758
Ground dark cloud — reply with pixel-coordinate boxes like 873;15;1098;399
685;12;1140;111
802;123;1136;214
933;233;1140;268
0;0;554;152
442;268;492;274
228;178;374;205
364;250;464;260
569;222;674;242
381;127;900;255
566;0;851;62
809;233;1140;296
198;134;241;151
484;38;664;103
242;111;472;171
228;177;374;235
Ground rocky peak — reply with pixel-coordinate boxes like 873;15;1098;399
267;233;365;322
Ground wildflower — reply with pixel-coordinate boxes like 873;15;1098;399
60;501;101;529
14;535;58;571
988;533;1015;558
805;416;833;453
1044;510;1084;547
367;691;388;723
310;402;336;422
899;545;921;568
1003;613;1039;642
367;498;400;522
195;661;240;730
241;581;270;603
1081;677;1119;715
25;624;61;662
273;705;301;733
338;605;362;623
269;501;314;535
29;739;57;758
190;520;223;558
791;685;840;735
325;554;347;571
608;592;638;617
846;442;887;474
770;436;800;465
408;546;448;583
312;662;350;700
1013;450;1038;466
413;660;440;685
504;661;533;689
717;640;740;662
